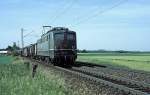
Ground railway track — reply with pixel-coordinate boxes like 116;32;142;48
71;66;150;95
75;61;107;68
27;58;150;95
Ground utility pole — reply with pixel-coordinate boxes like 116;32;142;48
21;28;24;49
18;41;19;48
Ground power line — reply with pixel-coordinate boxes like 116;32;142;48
49;0;66;24
24;30;35;37
71;0;128;27
74;6;101;22
25;34;40;38
24;40;34;46
24;30;41;38
50;0;76;25
21;29;41;48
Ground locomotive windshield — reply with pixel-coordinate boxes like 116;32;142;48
54;33;64;49
54;32;76;49
67;33;76;49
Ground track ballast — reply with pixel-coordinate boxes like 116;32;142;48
26;58;150;95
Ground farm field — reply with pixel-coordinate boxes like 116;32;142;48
0;56;73;95
0;55;15;64
77;53;150;72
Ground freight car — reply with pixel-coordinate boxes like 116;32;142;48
29;43;37;58
22;27;77;66
22;46;30;57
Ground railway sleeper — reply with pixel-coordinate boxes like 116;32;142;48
28;58;149;95
72;67;150;94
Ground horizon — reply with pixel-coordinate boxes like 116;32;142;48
0;0;150;51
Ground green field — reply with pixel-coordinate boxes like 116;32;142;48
1;54;149;95
0;56;73;95
0;55;15;64
77;53;150;72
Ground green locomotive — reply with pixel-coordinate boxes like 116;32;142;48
23;27;77;65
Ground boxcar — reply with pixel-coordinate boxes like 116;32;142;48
22;46;30;57
29;44;37;58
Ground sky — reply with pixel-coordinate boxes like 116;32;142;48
0;0;150;51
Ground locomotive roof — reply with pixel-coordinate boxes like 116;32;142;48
48;27;75;33
41;27;75;37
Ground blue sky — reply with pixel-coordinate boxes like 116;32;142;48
0;0;150;51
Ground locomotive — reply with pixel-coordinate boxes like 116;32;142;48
22;27;77;65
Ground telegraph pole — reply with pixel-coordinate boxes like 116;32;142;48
18;40;19;48
21;28;24;49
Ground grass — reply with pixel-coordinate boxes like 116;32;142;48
0;56;72;95
1;53;149;95
0;55;15;64
77;53;150;72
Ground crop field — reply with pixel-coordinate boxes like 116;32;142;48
77;53;150;72
0;55;15;64
0;56;73;95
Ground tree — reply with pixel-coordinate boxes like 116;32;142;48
6;42;20;52
12;42;20;51
82;49;87;53
6;45;13;51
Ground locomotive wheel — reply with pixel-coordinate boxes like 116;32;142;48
51;59;57;66
53;62;57;66
45;57;50;64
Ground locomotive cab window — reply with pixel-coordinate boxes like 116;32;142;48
54;33;64;49
67;33;76;49
67;33;74;40
54;32;76;49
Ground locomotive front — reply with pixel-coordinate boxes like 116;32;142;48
54;29;77;64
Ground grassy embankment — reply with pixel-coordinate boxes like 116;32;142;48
0;55;72;95
77;53;150;72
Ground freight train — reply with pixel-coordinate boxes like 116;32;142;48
22;27;77;65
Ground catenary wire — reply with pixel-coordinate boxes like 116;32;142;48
70;0;128;27
50;0;76;25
